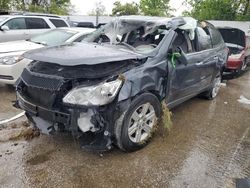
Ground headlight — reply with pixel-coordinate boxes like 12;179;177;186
0;55;23;65
63;79;123;106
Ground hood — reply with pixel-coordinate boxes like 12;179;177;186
0;40;43;54
218;28;246;48
23;42;146;66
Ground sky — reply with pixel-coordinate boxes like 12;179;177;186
70;0;187;16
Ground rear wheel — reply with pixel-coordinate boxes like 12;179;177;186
114;93;161;152
203;74;221;100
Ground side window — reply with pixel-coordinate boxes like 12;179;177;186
172;30;193;54
3;18;26;30
26;18;50;29
195;25;212;51
207;23;223;47
49;19;68;27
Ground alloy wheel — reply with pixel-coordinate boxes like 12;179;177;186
128;103;156;143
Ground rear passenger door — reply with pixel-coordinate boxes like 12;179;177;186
0;17;28;42
25;18;50;38
194;22;223;88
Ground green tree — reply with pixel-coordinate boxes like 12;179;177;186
0;0;72;15
140;0;171;16
112;1;139;16
185;0;250;21
0;0;12;10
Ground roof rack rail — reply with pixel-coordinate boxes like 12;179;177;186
22;12;61;18
0;11;60;18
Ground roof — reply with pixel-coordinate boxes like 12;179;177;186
209;20;250;35
0;14;62;19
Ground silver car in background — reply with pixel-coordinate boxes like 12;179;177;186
0;14;69;42
0;27;95;85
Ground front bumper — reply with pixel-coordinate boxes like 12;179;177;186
17;92;115;151
17;93;71;125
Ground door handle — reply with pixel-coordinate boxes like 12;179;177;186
196;62;204;66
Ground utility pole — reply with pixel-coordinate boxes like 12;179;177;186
95;1;101;26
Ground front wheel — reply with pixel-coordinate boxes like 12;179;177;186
114;93;161;152
203;74;222;100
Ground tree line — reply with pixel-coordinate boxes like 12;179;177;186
0;0;249;21
0;0;72;15
184;0;250;21
111;0;249;21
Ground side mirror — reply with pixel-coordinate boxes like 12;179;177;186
1;25;10;31
175;47;188;65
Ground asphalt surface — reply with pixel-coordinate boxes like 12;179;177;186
0;70;249;188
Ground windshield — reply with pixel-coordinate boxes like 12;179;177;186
30;29;77;46
83;17;169;53
0;17;8;24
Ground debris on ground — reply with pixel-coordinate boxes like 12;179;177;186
220;83;227;87
158;102;173;137
0;120;40;142
238;95;250;105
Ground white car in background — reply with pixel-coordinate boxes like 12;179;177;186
0;27;95;85
0;14;70;42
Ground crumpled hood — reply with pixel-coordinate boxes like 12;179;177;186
0;40;43;54
24;42;146;66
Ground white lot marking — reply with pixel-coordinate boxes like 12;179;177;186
226;127;249;173
238;95;250;105
0;111;25;125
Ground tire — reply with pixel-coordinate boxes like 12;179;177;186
114;93;161;152
240;59;247;72
203;74;222;100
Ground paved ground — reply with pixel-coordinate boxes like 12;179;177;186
0;70;249;188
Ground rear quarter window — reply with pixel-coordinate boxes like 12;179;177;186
49;19;68;27
195;26;212;51
207;23;224;47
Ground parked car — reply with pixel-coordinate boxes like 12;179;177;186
0;27;95;85
0;14;70;42
218;27;250;73
16;16;228;152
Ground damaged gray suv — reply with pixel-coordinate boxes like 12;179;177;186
16;16;228;152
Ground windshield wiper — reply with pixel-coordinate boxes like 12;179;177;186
31;40;47;46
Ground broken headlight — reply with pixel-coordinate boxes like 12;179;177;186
63;79;122;106
0;55;23;65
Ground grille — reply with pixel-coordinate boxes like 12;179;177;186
21;68;64;91
19;68;65;108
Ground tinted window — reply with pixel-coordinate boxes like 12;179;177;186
3;18;26;29
49;19;68;27
207;23;223;47
26;18;49;29
195;25;212;51
30;29;77;46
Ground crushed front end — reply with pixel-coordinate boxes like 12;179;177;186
15;60;137;152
